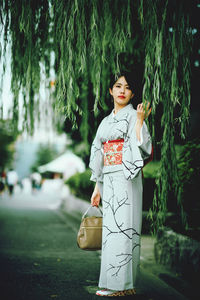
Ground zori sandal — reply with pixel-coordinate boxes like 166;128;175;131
107;289;136;297
96;288;136;297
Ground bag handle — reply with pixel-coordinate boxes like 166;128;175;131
82;205;103;220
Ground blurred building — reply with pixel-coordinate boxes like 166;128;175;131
38;151;85;180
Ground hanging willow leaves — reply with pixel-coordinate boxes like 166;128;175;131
52;0;134;120
0;0;51;133
140;0;192;231
0;0;193;231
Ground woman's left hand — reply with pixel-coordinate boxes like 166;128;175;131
137;101;152;123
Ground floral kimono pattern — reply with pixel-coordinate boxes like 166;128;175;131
103;140;124;166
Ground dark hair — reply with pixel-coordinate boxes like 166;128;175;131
109;70;143;97
109;72;132;92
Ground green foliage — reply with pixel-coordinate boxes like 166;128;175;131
31;144;58;172
52;0;142;123
0;120;17;170
140;0;193;231
177;140;200;186
177;139;200;221
66;163;160;202
0;0;194;230
65;169;94;201
143;161;160;178
148;140;200;233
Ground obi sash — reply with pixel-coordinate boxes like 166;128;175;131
103;139;124;166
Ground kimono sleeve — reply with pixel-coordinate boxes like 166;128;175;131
122;115;144;180
89;121;104;183
136;121;152;161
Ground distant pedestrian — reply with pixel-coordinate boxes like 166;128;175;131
30;172;42;193
0;180;4;195
6;169;18;195
0;170;6;195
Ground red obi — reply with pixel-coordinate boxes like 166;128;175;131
103;139;124;166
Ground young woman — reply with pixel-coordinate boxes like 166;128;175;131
89;73;152;297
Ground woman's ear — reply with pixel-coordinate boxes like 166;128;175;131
109;88;113;96
131;93;135;99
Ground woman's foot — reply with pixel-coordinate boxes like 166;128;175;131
96;288;136;297
96;290;118;296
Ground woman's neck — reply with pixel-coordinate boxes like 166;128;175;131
113;103;128;115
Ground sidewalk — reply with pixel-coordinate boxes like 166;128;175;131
60;186;198;300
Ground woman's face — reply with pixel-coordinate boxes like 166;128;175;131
109;76;134;108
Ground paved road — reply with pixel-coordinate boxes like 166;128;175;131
0;188;101;300
0;184;196;300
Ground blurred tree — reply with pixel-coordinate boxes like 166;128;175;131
31;144;58;172
0;120;18;170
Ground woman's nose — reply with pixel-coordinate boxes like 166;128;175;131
120;86;125;93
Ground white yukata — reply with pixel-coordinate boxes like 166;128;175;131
89;103;152;291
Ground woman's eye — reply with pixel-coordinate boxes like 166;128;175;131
114;85;130;90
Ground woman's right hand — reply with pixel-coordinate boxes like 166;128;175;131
91;183;101;207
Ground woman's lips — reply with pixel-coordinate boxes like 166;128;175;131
118;95;125;99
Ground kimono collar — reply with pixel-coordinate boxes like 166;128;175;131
111;103;134;121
